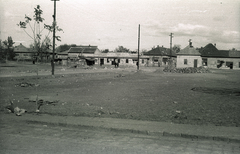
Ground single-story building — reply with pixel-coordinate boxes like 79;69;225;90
143;45;176;67
176;42;202;68
14;43;33;61
200;43;240;69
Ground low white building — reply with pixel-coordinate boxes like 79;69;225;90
176;42;202;68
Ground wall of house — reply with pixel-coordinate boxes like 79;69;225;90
206;57;240;69
14;53;32;61
95;57;148;67
176;55;202;68
146;56;170;67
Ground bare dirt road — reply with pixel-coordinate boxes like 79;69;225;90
1;118;239;154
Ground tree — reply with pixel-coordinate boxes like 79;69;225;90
55;44;78;53
114;46;130;53
101;49;109;53
173;44;181;53
2;36;15;61
17;5;63;62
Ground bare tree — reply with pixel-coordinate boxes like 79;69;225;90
17;5;63;62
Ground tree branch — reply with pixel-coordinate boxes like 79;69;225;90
23;29;34;39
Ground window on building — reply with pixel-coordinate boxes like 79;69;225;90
202;58;207;66
126;59;129;63
142;59;144;64
184;59;188;65
107;58;109;63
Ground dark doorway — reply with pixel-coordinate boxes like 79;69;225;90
194;59;198;68
100;58;104;66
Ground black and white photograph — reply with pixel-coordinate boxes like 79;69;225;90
0;0;240;153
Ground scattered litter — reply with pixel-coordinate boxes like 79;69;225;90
5;100;14;113
176;110;181;114
15;82;39;87
115;74;125;78
37;99;59;111
14;107;27;116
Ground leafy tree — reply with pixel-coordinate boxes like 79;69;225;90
17;5;63;61
56;44;78;53
173;44;181;53
101;49;109;53
2;36;15;61
114;46;130;53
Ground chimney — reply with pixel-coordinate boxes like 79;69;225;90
189;39;192;47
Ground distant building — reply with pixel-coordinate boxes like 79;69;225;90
176;41;202;68
199;43;240;69
143;46;176;67
14;43;33;61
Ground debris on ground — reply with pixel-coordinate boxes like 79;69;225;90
4;100;27;116
15;82;39;87
14;107;27;116
114;74;125;78
36;99;59;111
163;66;211;73
5;100;14;113
176;110;181;114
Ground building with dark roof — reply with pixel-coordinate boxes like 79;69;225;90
199;43;240;69
14;43;33;61
176;41;202;68
68;46;100;59
143;46;176;67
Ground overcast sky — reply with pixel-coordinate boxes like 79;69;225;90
1;0;240;51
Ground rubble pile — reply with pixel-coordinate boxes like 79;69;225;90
163;66;211;73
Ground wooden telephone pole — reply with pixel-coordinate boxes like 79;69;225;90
51;0;59;75
137;24;140;70
169;33;173;59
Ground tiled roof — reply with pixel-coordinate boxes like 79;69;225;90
14;44;31;53
177;45;201;56
229;50;240;57
199;43;240;58
58;50;69;55
68;46;98;54
144;46;176;57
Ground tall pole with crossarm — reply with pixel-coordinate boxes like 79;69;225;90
51;0;59;75
137;24;140;70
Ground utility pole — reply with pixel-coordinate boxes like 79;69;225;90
169;33;173;59
137;24;140;71
51;0;59;75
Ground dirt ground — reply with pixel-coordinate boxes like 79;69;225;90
0;61;240;127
